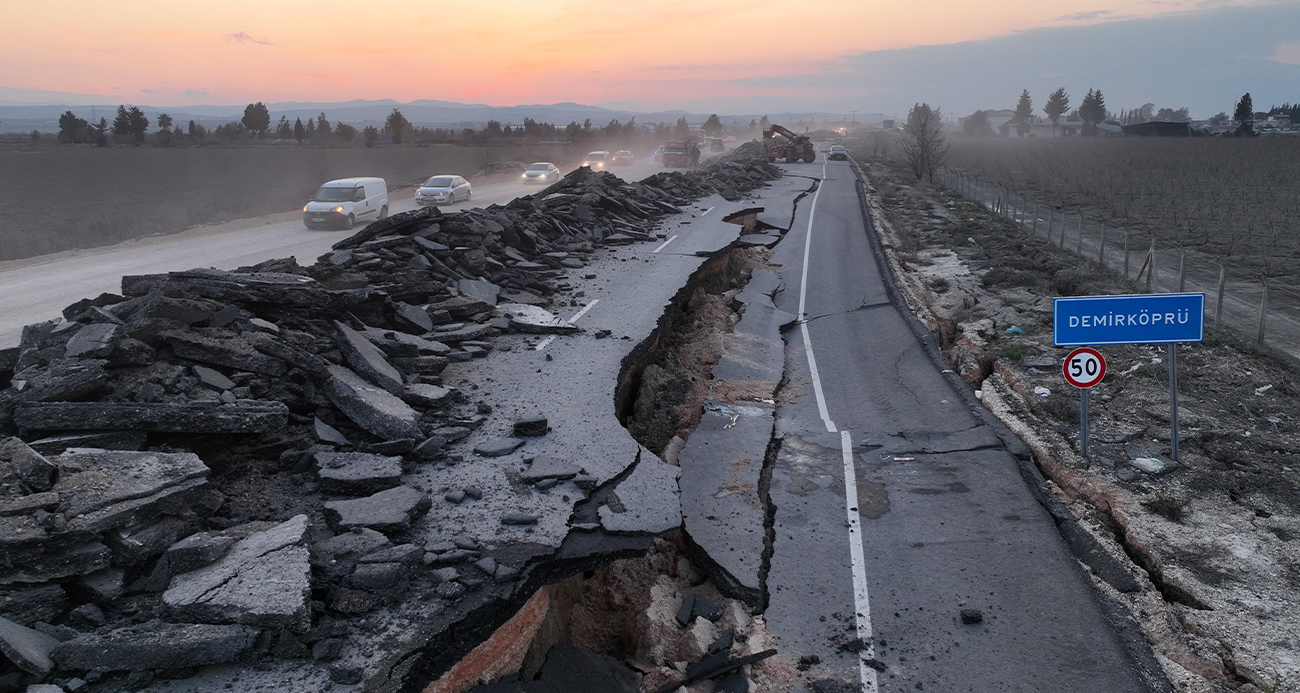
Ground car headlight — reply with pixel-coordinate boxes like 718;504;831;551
302;205;308;212
333;206;344;213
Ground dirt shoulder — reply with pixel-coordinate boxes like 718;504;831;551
855;157;1300;693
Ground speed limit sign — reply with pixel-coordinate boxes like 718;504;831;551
1063;347;1106;388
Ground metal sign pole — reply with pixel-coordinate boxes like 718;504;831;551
1080;389;1090;458
1168;343;1179;462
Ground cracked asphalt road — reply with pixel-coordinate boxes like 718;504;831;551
762;158;1154;691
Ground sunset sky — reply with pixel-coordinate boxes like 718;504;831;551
4;0;1298;116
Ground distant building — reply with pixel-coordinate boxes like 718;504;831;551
1120;121;1193;137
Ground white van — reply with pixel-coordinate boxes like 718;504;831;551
302;177;388;230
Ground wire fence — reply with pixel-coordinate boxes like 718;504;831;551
940;168;1300;361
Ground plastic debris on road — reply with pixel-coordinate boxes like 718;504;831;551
1005;325;1025;335
1033;386;1050;397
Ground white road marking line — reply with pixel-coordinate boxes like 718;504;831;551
653;235;680;253
534;299;601;350
797;180;835;433
700;206;715;216
798;168;877;693
842;430;879;693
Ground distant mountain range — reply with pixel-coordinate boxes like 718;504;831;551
0;94;880;133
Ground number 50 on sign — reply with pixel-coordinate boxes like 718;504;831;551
1063;347;1105;389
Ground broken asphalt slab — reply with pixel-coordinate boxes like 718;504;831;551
163;515;312;631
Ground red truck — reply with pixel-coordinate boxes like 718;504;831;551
661;140;701;167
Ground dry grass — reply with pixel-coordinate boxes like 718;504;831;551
946;137;1300;282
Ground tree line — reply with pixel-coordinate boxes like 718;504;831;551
53;103;749;148
960;89;1264;137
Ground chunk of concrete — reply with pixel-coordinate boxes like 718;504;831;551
678;401;773;606
599;449;681;536
433;322;497;344
0;584;66;627
314;452;403;495
0;437;57;492
0;615;59;675
64;323;119;359
242;331;330;378
499;304;578;335
57;449;210;536
311;528;391;567
14;401;289;434
474;438;525;458
403;383;453;409
323;486;431;533
520;456;581;484
52;622;257;672
163;515;311;631
396;303;433;332
191;365;235;391
512;415;549;437
323;365;423;441
335;322;404;394
159;330;287;376
315;417;350;445
456;279;500;306
26;431;146;456
162;532;235;575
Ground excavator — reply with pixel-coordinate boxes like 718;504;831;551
763;124;816;163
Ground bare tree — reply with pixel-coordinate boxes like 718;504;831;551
899;103;949;183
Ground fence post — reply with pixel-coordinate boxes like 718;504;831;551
1257;277;1270;345
1123;232;1130;277
1178;250;1187;292
1059;211;1067;247
1146;239;1156;291
1032;205;1039;236
1098;225;1107;266
1215;263;1226;326
1076;212;1084;254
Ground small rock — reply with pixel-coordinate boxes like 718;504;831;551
474;438;525;458
512;415;549;437
314;418;350;446
435;582;466;600
960;608;983;625
311;638;345;662
463;486;483;500
474;557;497;576
430;568;459;583
0;616;59;675
501;513;538;525
329;665;364;685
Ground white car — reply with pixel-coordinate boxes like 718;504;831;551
415;175;471;206
522;162;561;184
581;151;610;170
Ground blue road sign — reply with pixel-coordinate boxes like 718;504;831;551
1053;293;1205;346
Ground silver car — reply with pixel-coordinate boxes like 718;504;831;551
415;175;471;206
522;162;560;185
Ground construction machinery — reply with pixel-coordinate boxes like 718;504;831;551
763;124;817;163
661;139;701;167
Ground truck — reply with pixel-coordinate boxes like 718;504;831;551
763;124;817;163
661;139;700;167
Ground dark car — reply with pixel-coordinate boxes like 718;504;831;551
828;145;849;161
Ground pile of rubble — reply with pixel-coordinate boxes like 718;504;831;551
0;148;780;692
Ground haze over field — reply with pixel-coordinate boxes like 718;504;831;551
4;0;1299;117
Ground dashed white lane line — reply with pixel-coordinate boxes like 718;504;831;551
842;430;879;693
798;159;877;693
699;206;715;216
533;299;600;350
652;235;680;254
